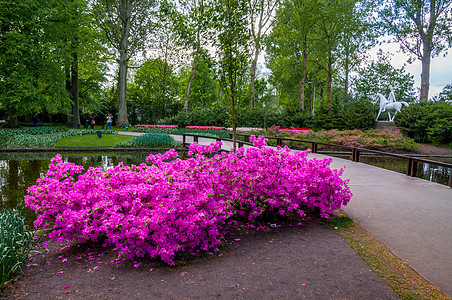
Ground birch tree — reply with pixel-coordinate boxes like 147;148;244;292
380;0;452;101
92;0;158;126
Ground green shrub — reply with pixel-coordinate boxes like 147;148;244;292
0;209;35;290
427;119;452;146
341;99;377;130
310;112;346;130
116;133;178;148
395;100;452;144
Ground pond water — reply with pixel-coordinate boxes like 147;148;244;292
0;152;173;226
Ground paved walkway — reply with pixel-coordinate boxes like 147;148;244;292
120;132;452;296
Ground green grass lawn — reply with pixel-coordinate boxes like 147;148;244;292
55;134;135;148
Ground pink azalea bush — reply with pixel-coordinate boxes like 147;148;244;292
25;136;352;265
312;129;416;150
266;128;416;151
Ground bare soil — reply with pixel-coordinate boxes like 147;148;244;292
2;220;398;299
415;143;452;156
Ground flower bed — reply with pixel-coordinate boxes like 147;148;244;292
311;129;416;150
256;126;417;151
25;137;352;265
134;125;179;128
186;126;226;130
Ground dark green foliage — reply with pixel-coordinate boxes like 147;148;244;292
341;99;377;130
0;209;35;290
160;106;311;129
116;133;178;148
128;58;181;124
427;119;452;146
133;127;230;139
159;106;230;128
310;113;346;130
395;100;452;145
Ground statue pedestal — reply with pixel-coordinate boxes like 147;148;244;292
375;121;408;137
375;121;398;130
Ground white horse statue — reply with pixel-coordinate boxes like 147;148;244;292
374;92;409;121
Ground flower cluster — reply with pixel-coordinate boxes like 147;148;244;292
226;127;263;132
186;126;226;130
25;137;352;265
134;125;179;128
313;129;412;149
271;128;416;151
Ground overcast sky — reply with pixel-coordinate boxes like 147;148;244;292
368;42;452;98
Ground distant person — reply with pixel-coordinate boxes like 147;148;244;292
106;113;113;130
89;114;95;129
32;114;38;127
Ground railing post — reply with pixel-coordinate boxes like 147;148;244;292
410;160;418;177
351;148;360;162
449;168;452;188
182;134;186;148
229;133;233;139
406;158;412;176
277;138;281;146
238;141;243;148
311;142;317;153
245;135;250;143
194;135;198;143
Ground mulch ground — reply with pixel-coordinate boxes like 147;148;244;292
2;220;398;299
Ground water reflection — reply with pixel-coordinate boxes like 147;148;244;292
0;152;167;226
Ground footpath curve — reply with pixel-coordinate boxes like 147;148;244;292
121;132;452;296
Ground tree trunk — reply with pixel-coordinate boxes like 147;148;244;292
299;43;308;109
344;48;350;102
70;49;80;126
327;53;332;111
232;92;237;151
7;111;19;128
218;82;223;103
250;47;259;110
420;41;432;101
184;54;198;111
65;67;72;125
117;0;130;127
118;54;129;126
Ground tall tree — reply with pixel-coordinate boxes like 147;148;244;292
92;0;158;126
337;0;376;101
212;0;251;150
316;0;349;111
178;57;217;108
266;0;320;110
0;0;71;127
129;58;179;123
162;0;212;111
248;0;278;110
380;0;452;101
353;50;416;102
